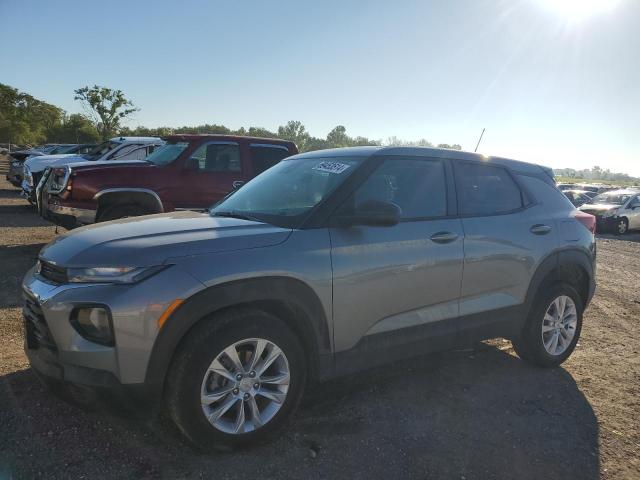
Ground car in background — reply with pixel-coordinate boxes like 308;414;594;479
41;135;298;228
579;189;640;234
22;137;163;203
556;183;574;191
563;189;593;207
6;144;96;188
24;146;596;448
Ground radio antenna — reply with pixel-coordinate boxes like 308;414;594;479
474;128;485;153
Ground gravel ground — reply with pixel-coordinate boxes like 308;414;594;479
0;155;638;479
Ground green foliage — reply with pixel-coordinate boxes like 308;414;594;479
554;166;639;185
74;85;138;140
2;83;464;155
48;114;102;144
0;83;64;145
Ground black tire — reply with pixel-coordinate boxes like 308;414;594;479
614;217;629;235
98;203;150;222
165;308;306;450
512;283;583;368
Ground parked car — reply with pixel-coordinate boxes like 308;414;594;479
579;189;640;234
40;135;297;228
22;137;163;203
563;189;593;207
556;183;574;191
6;144;96;188
23;146;596;448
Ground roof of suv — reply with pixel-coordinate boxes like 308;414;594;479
162;134;296;145
291;146;551;177
110;136;162;143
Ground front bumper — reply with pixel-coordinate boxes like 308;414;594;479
22;263;204;404
594;216;617;233
44;203;97;229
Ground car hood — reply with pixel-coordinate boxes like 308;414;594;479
39;211;292;267
579;203;620;214
25;154;82;172
68;159;149;171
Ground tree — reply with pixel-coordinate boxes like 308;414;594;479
49;114;101;143
74;85;138;140
277;120;310;150
326;125;350;147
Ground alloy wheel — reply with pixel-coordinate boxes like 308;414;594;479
617;219;628;234
200;338;290;434
541;295;578;356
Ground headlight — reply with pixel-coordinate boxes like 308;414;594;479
602;209;617;218
66;265;168;284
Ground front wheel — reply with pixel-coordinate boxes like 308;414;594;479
165;309;306;449
512;283;583;368
614;217;629;235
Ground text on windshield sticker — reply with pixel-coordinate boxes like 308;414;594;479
312;161;351;174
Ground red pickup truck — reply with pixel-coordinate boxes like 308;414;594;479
40;135;298;229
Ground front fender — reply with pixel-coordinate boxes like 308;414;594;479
144;276;331;388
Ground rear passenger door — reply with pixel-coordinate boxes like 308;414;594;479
330;156;464;353
453;162;557;317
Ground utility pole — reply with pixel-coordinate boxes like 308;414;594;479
474;128;485;153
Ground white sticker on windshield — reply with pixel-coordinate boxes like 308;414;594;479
312;161;351;174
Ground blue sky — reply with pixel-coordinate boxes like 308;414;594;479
1;0;638;175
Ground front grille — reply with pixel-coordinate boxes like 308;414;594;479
23;294;57;351
39;261;68;284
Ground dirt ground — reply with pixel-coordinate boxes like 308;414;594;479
0;155;638;479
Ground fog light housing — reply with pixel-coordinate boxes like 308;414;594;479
70;305;114;346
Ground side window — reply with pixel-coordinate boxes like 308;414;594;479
454;163;523;216
250;145;290;175
109;144;141;160
628;196;640;208
189;143;241;172
350;157;447;219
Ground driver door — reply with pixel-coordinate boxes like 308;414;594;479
624;195;640;229
329;156;464;360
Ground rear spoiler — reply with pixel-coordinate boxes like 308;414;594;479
539;165;556;185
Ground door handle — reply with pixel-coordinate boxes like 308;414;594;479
530;224;552;235
430;231;459;244
232;180;245;190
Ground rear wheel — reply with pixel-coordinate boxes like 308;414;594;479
98;203;150;222
165;309;306;449
512;283;583;368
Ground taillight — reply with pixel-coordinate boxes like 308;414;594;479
575;211;596;234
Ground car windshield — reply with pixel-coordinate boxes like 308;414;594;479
210;156;365;228
82;140;120;159
591;193;631;205
145;142;189;166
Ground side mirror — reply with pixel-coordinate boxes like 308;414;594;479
332;200;401;227
184;157;200;170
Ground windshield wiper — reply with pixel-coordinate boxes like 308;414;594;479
211;211;265;223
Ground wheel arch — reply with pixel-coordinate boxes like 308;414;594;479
144;276;331;391
525;248;595;313
94;188;164;219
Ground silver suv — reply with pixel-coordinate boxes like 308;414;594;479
23;147;596;448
